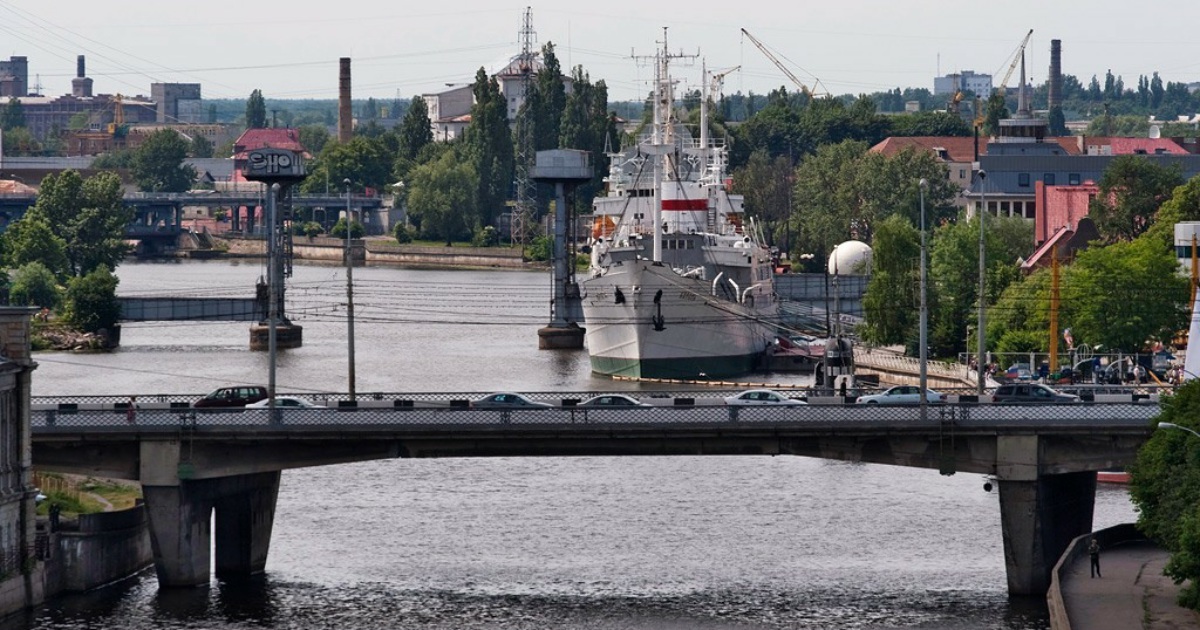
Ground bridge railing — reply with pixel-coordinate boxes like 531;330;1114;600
31;385;1169;409
30;401;1161;431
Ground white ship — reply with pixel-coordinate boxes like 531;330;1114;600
581;34;779;379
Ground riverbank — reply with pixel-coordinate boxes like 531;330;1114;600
203;235;540;270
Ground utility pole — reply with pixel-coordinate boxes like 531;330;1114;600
344;179;357;401
977;170;988;396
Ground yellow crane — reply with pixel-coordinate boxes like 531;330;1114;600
995;29;1034;97
740;28;828;97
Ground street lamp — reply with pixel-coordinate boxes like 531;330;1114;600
918;178;929;413
343;179;357;401
1158;422;1200;439
977;169;988;396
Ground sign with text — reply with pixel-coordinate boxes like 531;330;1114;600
244;148;306;183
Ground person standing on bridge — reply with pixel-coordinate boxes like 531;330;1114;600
1088;536;1102;578
126;396;138;424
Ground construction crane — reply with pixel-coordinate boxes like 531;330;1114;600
708;65;740;104
995;29;1034;97
740;28;828;97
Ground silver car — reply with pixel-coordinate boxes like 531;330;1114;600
723;389;807;406
856;386;945;405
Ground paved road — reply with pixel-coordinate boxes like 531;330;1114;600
1062;539;1200;629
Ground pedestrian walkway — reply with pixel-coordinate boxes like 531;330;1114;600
1061;539;1200;629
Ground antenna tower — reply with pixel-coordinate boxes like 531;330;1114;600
513;7;537;249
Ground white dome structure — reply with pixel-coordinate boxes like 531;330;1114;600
827;240;873;275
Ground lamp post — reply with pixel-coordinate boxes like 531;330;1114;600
919;178;929;414
977;169;988;396
1159;422;1200;439
343;179;357;401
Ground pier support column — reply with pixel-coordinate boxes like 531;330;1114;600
995;435;1096;595
139;441;285;587
214;471;280;577
143;483;214;588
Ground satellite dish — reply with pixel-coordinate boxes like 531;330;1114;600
1149;125;1162;139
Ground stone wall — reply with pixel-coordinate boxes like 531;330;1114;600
51;506;153;593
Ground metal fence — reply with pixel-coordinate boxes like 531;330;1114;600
30;401;1162;432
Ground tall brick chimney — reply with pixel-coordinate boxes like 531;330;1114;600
1048;40;1062;110
71;54;93;98
338;57;352;143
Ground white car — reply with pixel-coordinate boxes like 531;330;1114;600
856;386;944;405
723;389;807;406
244;396;325;409
471;392;552;409
576;394;650;408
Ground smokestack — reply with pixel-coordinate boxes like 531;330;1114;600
72;54;93;98
1049;40;1062;110
338;57;352;144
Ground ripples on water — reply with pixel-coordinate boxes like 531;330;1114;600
20;262;1138;629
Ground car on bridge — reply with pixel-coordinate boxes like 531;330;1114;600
855;386;945;405
992;383;1081;404
576;394;650;408
193;385;269;409
723;389;807;406
471;392;553;409
244;396;325;409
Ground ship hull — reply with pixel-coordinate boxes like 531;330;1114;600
582;260;774;380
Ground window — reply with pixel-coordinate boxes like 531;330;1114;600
1018;173;1030;187
1044;173;1055;185
1069;173;1081;185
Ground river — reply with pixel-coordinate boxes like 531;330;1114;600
16;260;1136;630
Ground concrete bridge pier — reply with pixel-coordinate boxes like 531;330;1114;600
142;469;281;588
995;435;1096;595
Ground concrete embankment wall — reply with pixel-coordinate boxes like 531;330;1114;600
215;236;531;269
48;506;152;595
1047;522;1145;630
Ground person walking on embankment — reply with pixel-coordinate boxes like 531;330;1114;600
1089;536;1102;578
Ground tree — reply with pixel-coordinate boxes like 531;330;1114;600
0;127;40;157
463;68;514;228
131;129;197;192
1047;106;1068;136
62;265;121;334
1088;156;1183;242
983;93;1009;137
1130;381;1200;609
559;67;615;214
8;262;61;310
298;124;331;156
394;96;433;181
0;216;69;279
189;134;214;159
530;43;567;152
1;97;24;130
405;149;478;245
245;89;268;129
302;136;392;193
889;111;972;137
1063;236;1188;352
734;150;793;249
861;214;919;346
29;170;133;277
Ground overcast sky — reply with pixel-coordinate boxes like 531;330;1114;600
5;0;1200;104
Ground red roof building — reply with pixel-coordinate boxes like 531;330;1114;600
231;128;311;183
1034;180;1099;244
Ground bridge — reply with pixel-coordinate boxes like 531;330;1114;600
30;396;1158;596
0;191;386;248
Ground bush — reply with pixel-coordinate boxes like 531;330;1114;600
393;223;415;244
303;221;322;238
9;262;60;309
330;218;364;239
471;226;500;248
525;235;553;261
62;265;120;333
